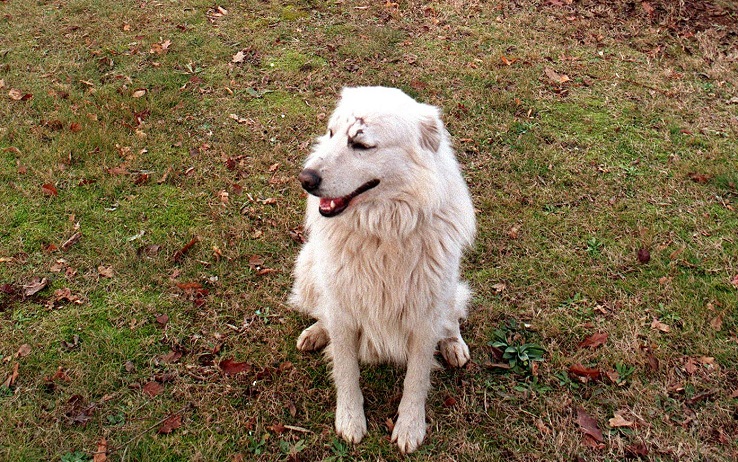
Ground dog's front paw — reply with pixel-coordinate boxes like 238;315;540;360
296;322;329;352
391;411;426;454
335;405;367;444
439;337;470;368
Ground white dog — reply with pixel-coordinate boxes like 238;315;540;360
290;86;476;454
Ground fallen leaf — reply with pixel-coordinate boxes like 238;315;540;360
609;413;635;428
173;236;199;262
730;274;738;289
507;224;521;239
545;67;570;84
9;88;33;101
155;313;169;326
710;314;723;331
685;357;698;374
625;443;649;457
142;381;163;397
578;332;608;349
133;173;149;185
568;363;601;381
637;247;650;264
641;1;655;16
61;232;82;250
42;183;58;196
689;172;711;184
23;277;48;297
97;265;114;278
576;407;603;442
160;350;182;363
219;358;252;375
125;361;136;373
2;362;19;387
157;414;182;434
232;51;245;63
500;55;517;66
16;344;32;358
650;318;670;333
70;122;82;133
93;438;108;462
491;282;506;294
443;396;457;407
132;89;147;98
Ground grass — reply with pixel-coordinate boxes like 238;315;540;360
1;0;737;460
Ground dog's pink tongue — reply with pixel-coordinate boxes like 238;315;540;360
319;197;348;215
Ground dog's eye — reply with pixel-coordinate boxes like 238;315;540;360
350;141;374;151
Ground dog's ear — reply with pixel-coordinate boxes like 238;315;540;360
419;115;442;153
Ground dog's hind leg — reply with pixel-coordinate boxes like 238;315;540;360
296;321;329;352
439;282;471;367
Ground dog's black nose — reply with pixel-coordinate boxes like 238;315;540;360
298;169;322;193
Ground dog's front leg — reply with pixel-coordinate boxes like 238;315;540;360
391;333;435;454
330;326;367;444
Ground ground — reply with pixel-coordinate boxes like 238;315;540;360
0;0;737;461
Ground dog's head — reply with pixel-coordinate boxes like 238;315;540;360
298;86;446;218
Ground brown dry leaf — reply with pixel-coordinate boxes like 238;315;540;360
93;438;108;462
578;332;608;349
641;1;655;16
491;282;506;294
142;381;163;397
42;183;58;196
609;413;635;428
232;51;245;63
157;414;182;434
70;122;82;133
500;55;517;66
650;318;670;333
710;314;723;331
730;274;738;289
507;224;521;239
544;67;570;84
9;88;33;101
173;236;199;262
161;350;182;363
132;89;147;98
385;417;395;433
155;313;169;326
576;407;603;442
16;344;32;358
689;172;711;184
61;232;82;250
2;362;19;387
637;247;651;264
684;357;698;374
219;358;252;375
568;363;601;381
98;265;114;278
260;197;277;205
23;277;49;297
625;443;649;458
443;396;457;407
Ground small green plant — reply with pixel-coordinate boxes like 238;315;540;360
324;437;351;461
279;439;307;459
558;292;586;309
514;376;552;395
586;236;604;256
106;412;125;426
488;320;546;374
0;385;13;398
613;362;636;386
554;370;580;390
246;434;268;455
60;451;90;462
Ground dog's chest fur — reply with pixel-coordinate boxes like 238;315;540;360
313;206;460;365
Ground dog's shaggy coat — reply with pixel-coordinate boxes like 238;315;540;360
290;87;475;453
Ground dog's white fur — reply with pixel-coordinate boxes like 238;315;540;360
290;87;475;453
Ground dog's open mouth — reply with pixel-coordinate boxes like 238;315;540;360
318;179;380;217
